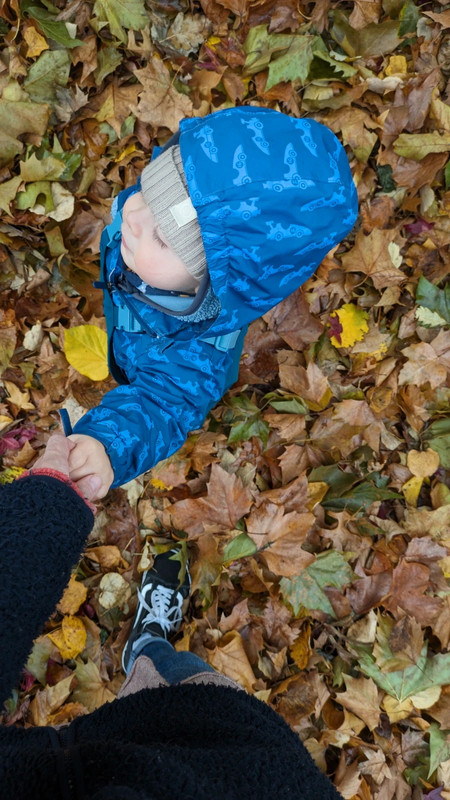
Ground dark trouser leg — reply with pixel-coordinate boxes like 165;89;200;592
139;638;215;684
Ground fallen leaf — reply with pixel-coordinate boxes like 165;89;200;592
57;575;88;616
208;630;257;692
64;324;109;381
48;615;87;660
166;464;253;537
246;502;315;576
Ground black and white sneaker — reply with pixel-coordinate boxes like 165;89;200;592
121;549;191;675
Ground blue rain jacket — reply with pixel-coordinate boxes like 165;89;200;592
73;107;358;487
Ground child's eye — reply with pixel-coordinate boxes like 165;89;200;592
152;228;168;249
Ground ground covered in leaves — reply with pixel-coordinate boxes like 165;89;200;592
1;0;450;797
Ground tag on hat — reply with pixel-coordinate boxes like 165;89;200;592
170;197;197;228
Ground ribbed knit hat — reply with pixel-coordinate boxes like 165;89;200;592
140;146;207;283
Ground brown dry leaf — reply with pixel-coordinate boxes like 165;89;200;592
278;361;332;411
289;623;312;669
399;342;448;389
341;228;406;290
383;559;443;625
246;501;315;576
86;545;128;570
208;630;256;692
30;673;75;727
71;659;116;712
338;675;380;731
98;572;132;610
403;506;450;543
407;449;440;478
349;0;381;29
263;288;323;350
131;59;193;133
166;464;253;537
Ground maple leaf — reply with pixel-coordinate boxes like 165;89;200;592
166;464;253;537
246;501;315;576
341;228;406;290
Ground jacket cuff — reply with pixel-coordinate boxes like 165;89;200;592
17;468;97;514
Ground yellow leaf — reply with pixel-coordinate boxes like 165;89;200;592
23;25;49;58
48;615;87;660
385;55;407;76
57;575;88;616
407;448;440;478
150;477;173;491
64;325;109;381
306;481;329;510
0;466;26;484
329;304;369;348
114;144;137;162
402;476;423;507
289;624;312;669
205;35;221;50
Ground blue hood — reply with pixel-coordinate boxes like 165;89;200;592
176;106;357;334
115;107;357;338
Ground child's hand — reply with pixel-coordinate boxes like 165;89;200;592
67;434;114;500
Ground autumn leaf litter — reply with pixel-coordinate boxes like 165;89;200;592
0;0;450;796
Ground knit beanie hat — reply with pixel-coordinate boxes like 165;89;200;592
140;146;207;283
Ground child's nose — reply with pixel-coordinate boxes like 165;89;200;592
125;212;142;238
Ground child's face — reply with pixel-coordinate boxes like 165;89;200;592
120;192;198;292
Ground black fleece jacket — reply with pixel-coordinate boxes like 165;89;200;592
0;474;342;800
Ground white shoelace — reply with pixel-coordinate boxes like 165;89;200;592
137;584;183;634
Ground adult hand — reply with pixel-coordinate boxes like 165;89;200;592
33;434;102;502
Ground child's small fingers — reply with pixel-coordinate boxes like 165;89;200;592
68;463;91;482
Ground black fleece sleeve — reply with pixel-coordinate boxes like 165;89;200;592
0;475;94;707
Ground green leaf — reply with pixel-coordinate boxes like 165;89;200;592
398;0;420;36
308;50;358;81
416;307;447;328
16;180;54;212
416;275;450;325
423;418;450;470
358;645;450;703
26;5;84;47
331;11;401;58
308;464;358;497
445;160;450;190
266;36;316;89
322;480;400;512
93;0;148;44
0;96;50;168
228;414;270;448
429;723;450;778
243;25;297;75
377;164;397;192
280;551;355;618
23;49;71;104
393;132;450;161
223;533;258;563
266;393;308;415
94;45;123;85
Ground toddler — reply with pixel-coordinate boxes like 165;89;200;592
67;107;358;498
